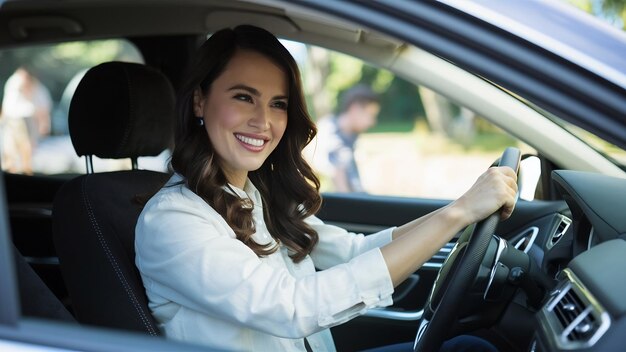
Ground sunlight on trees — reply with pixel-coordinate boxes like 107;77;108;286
51;41;123;64
562;0;626;28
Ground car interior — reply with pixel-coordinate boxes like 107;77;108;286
52;61;175;335
1;1;625;352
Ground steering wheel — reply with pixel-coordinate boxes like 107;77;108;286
414;147;521;352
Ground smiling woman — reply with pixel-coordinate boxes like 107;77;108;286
193;50;289;188
134;24;516;352
167;25;321;263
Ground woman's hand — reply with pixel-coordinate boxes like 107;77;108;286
451;166;518;226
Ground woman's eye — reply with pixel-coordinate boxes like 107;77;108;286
272;101;288;110
233;94;253;103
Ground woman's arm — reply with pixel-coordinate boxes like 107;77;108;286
390;206;445;241
383;166;517;287
136;188;394;339
307;216;394;269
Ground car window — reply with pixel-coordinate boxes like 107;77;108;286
286;42;537;200
0;39;169;176
555;117;626;168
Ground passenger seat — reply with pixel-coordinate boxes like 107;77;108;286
52;62;174;335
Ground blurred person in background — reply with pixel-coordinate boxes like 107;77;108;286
315;84;380;192
0;66;52;174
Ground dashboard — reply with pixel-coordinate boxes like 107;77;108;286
532;170;626;351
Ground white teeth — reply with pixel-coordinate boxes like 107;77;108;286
236;134;265;147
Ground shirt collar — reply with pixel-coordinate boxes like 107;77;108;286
224;178;263;208
170;173;262;207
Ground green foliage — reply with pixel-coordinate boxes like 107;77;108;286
301;43;425;133
602;0;626;27
367;120;415;133
470;132;519;152
374;77;424;125
563;0;626;28
325;52;363;107
51;41;123;65
326;54;425;132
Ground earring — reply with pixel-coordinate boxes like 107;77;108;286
196;117;205;126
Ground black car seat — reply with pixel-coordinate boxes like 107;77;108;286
52;61;174;335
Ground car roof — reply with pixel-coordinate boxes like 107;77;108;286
441;0;626;89
2;0;623;85
0;0;397;49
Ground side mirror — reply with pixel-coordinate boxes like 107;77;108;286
519;155;541;201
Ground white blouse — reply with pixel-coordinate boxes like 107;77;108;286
135;174;395;351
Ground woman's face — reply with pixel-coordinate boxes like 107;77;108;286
194;49;289;188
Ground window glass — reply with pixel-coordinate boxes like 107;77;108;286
559;121;626;167
0;39;168;175
285;42;536;200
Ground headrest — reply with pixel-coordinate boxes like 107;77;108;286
69;62;175;159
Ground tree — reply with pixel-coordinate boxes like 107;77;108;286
565;0;626;28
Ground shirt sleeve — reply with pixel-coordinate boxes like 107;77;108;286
135;189;394;339
306;215;394;270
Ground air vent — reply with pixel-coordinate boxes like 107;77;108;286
539;269;610;349
423;241;455;268
553;288;596;342
549;215;571;247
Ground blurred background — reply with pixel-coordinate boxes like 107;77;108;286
0;0;624;199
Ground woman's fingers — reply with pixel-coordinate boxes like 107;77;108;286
495;166;518;220
455;166;518;224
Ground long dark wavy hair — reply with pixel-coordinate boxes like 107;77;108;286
170;25;321;263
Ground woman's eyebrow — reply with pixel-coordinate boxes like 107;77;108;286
228;84;260;96
228;84;288;100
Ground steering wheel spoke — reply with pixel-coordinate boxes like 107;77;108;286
483;236;509;300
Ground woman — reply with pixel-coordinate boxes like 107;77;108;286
135;25;516;352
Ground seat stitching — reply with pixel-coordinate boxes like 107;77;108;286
80;177;158;336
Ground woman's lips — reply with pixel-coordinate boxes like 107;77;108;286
235;133;267;151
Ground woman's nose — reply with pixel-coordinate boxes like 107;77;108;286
248;107;270;130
